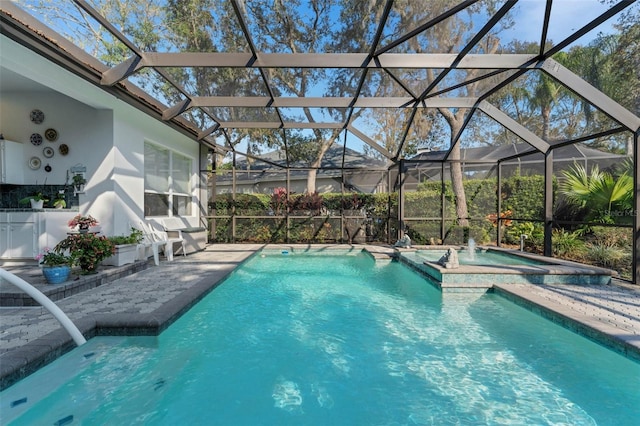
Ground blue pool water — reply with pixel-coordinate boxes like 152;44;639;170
2;251;639;425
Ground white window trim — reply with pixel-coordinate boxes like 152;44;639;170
144;141;195;217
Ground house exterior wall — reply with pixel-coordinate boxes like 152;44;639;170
0;36;201;254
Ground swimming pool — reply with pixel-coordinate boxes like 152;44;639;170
2;250;638;425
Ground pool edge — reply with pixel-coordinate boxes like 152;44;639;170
492;284;640;363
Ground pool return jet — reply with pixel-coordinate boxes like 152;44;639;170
0;268;86;346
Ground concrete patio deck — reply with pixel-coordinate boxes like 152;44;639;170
1;244;639;391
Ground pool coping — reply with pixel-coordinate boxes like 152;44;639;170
492;284;640;363
0;244;638;392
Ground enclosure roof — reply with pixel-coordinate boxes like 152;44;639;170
407;142;626;165
1;1;639;169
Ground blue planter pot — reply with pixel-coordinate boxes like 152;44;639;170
42;265;71;284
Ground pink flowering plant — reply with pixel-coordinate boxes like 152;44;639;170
36;247;72;267
54;234;114;274
68;214;99;229
270;187;289;214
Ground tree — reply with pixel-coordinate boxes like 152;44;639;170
18;0;162;64
361;0;513;227
606;0;640;116
402;1;511;228
559;38;632;153
241;0;385;193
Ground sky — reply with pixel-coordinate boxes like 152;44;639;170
504;0;619;47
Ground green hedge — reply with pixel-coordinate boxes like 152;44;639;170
417;175;545;220
209;175;544;243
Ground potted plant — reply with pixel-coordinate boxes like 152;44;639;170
19;192;49;209
103;228;144;266
68;214;99;232
72;174;86;193
36;248;72;284
55;233;115;274
53;190;66;209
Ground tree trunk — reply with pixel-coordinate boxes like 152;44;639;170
306;168;318;193
449;143;469;228
305;131;338;193
439;108;469;229
541;106;551;141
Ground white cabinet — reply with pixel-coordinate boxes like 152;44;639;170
0;212;38;259
0;140;25;184
0;211;79;259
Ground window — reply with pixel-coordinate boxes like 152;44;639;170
144;142;193;216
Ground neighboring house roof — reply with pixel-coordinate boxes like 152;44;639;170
400;142;628;184
219;145;387;179
408;143;627;168
408;143;535;163
406;142;626;167
234;144;388;171
216;145;389;192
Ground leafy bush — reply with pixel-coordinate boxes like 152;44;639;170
559;163;633;224
290;192;324;213
552;228;585;258
588;226;631;248
585;244;628;269
108;227;143;245
209;174;551;244
55;233;115;273
505;221;544;247
417;174;544;222
501;175;546;220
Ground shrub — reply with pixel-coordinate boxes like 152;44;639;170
588;226;631;248
108;228;144;245
585;244;627;269
290;192;324;213
552;228;585;258
55;234;115;274
505;221;544;247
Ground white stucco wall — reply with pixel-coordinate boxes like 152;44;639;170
0;35;201;240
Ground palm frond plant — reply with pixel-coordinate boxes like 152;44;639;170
559;163;633;224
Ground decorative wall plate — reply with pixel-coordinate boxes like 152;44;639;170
43;146;55;158
30;133;43;146
59;143;69;155
30;109;45;124
45;128;58;141
29;156;41;170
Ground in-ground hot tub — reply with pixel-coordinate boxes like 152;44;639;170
399;247;613;291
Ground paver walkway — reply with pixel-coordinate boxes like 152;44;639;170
1;244;639;391
0;244;263;389
494;281;640;361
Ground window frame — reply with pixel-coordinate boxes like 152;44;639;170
144;141;194;217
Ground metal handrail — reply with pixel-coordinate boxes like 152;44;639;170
0;268;86;346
